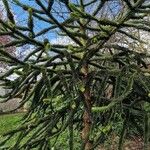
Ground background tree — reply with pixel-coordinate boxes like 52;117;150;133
0;0;150;150
0;5;15;68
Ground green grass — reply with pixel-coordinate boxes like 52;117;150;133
0;113;24;148
0;113;80;149
0;113;23;135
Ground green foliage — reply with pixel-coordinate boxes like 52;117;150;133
0;0;150;149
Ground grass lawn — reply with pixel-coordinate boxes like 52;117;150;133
0;113;23;135
0;113;143;149
0;113;24;147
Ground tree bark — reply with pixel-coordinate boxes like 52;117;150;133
81;64;93;150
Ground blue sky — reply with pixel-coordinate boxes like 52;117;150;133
8;0;121;41
9;0;59;41
0;0;122;58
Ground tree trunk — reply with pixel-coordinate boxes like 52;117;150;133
144;112;150;150
81;64;93;150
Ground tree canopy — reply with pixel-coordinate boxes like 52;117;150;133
0;0;150;149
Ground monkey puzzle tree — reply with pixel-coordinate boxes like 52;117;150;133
0;0;150;149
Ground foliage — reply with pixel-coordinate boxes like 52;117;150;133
0;0;150;149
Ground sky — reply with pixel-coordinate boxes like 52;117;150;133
0;0;60;58
5;0;121;41
12;1;56;40
8;0;72;41
0;0;139;58
1;0;149;56
0;0;150;78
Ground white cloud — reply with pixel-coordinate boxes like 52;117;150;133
51;36;75;45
